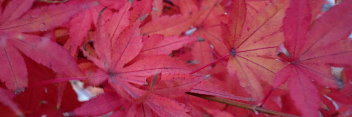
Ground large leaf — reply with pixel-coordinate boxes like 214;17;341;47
223;0;288;99
273;0;352;116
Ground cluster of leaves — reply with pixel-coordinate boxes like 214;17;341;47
0;0;351;116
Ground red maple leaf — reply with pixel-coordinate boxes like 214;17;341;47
76;2;200;116
177;0;287;101
272;0;352;116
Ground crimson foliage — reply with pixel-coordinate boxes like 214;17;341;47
0;0;351;117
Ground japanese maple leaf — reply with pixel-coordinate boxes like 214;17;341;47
76;5;200;115
79;2;195;114
142;0;288;101
143;0;288;101
272;0;352;116
201;0;288;100
83;1;193;83
0;0;97;91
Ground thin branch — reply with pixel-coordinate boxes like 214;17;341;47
37;0;68;3
186;92;300;117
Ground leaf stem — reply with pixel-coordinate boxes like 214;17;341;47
186;92;299;117
36;0;68;3
189;54;229;74
258;87;275;107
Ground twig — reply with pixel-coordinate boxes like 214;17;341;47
186;92;300;117
37;0;68;3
